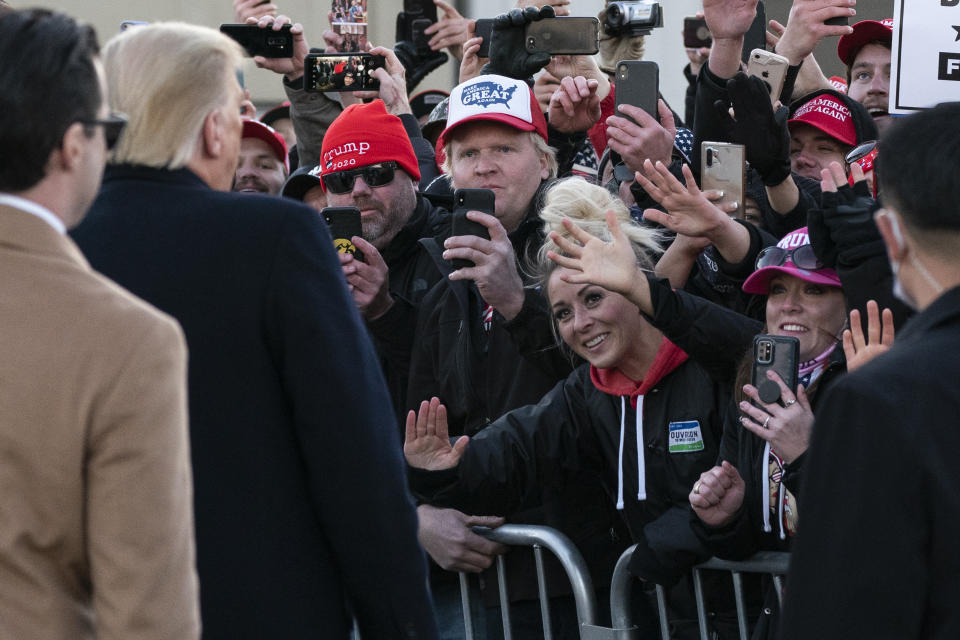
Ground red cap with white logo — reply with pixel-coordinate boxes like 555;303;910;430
787;95;858;146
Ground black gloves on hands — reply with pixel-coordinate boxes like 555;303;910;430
482;5;554;82
807;179;881;268
394;40;448;94
714;73;792;187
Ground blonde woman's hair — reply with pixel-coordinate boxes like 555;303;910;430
103;22;243;169
441;130;558;181
535;177;661;288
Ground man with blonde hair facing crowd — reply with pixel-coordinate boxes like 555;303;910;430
71;22;437;639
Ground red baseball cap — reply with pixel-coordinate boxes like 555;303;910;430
837;19;893;67
436;74;548;161
787;94;857;146
242;119;289;173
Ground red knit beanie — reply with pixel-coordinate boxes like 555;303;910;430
320;100;420;190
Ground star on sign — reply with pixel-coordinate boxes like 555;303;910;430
954;25;960;42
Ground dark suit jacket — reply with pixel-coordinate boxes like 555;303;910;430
71;165;437;640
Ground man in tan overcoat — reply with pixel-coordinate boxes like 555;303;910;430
0;9;200;639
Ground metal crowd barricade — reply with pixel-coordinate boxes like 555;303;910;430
459;526;791;640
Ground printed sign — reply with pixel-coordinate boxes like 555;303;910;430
890;0;960;113
668;421;705;453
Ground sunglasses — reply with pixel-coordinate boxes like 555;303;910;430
755;244;823;271
324;162;398;194
79;113;128;151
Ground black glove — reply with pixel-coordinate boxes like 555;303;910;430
807;178;879;268
481;6;554;82
394;40;448;94
714;73;791;187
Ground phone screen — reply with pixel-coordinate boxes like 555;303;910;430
330;0;369;51
306;54;384;92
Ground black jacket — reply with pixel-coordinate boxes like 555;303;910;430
407;182;630;601
367;194;449;427
71;165;436;640
782;286;960;640
410;360;730;586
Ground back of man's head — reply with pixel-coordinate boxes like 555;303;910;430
879;103;960;246
0;9;100;192
103;22;243;170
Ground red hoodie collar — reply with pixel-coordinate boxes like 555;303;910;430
590;337;688;408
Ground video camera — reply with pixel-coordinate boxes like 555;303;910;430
602;1;663;37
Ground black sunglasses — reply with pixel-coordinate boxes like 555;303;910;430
324;162;398;194
755;244;823;271
79;113;128;151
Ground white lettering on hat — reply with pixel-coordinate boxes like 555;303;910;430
794;97;851;123
323;141;370;168
461;81;518;108
445;74;534;132
778;231;810;249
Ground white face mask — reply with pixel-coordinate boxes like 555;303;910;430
881;210;944;311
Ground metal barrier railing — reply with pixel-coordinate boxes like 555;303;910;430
458;526;791;640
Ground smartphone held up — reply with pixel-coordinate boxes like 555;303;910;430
304;53;385;92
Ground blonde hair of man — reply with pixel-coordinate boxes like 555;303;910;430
104;22;243;170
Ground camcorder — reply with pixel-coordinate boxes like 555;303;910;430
602;2;663;38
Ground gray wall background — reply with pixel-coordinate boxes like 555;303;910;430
31;0;891;113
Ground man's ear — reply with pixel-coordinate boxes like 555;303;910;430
56;122;88;173
538;151;550;181
875;208;908;264
200;108;224;159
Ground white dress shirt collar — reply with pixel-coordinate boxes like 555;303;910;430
0;193;67;235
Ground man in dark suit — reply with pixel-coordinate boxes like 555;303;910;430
782;102;960;638
71;22;437;640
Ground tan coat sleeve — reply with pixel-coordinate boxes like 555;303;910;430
85;315;200;640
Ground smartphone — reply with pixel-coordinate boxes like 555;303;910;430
450;189;494;270
402;0;438;53
120;20;149;31
331;0;369;51
524;17;600;55
304;53;385;92
615;60;660;125
747;49;790;106
219;24;294;58
683;16;711;49
741;0;766;65
701;142;745;216
475;18;494;58
751;335;799;405
322;206;364;262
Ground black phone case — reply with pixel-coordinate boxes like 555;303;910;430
683;17;712;49
524;17;600;55
451;189;494;270
219;24;293;58
399;0;437;52
751;335;800;405
475;19;494;58
322;207;364;262
303;54;385;92
615;60;659;125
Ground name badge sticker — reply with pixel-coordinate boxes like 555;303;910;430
668;420;704;453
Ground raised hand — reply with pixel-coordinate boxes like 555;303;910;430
483;5;554;80
249;14;310;82
443;212;525;321
339;238;393;320
515;0;571;16
404;397;470;471
843;300;895;372
234;0;277;23
547;210;654;314
548;76;602;134
702;0;760;40
459;36;486;84
690;461;746;528
425;0;474;60
740;372;814;464
605;100;676;174
774;0;856;65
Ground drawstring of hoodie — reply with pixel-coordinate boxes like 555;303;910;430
616;395;647;510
